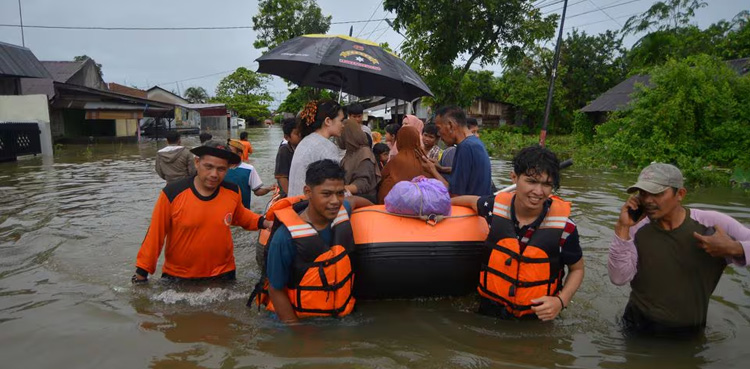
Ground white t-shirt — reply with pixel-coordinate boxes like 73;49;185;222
239;162;263;190
287;132;342;197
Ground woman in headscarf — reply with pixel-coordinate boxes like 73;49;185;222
377;125;435;204
402;114;424;147
340;119;381;203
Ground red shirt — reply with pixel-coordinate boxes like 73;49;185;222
136;177;262;278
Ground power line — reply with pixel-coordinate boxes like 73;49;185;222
355;1;383;38
373;23;392;42
366;13;388;39
585;0;623;27
0;18;397;32
542;0;587;14
567;0;645;19
564;11;640;30
154;67;246;87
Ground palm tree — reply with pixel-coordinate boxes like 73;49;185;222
184;86;209;103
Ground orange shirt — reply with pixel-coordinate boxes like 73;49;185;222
136;177;262;279
241;140;253;161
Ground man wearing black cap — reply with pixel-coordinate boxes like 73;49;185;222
609;163;750;335
133;140;271;283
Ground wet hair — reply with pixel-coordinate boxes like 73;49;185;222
298;100;343;138
435;105;467;127
282;117;298;136
240;131;248;140
165;130;180;144
384;123;400;137
467;118;478;129
199;132;212;143
373;143;390;157
305;159;346;187
347;103;364;116
512;145;561;190
423;123;439;137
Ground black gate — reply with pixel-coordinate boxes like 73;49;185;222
0;123;42;162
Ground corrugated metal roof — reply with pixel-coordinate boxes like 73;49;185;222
726;57;750;75
41;60;86;82
582;58;749;113
20;78;55;99
183;103;226;109
580;75;652;113
0;41;51;78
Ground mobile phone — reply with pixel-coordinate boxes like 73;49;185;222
703;226;716;236
628;205;644;222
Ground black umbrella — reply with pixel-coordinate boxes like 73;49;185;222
256;34;433;101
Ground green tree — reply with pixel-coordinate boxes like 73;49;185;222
384;0;558;107
213;67;273;119
717;11;750;60
496;45;569;132
560;29;626;111
183;86;209;103
622;0;707;36
73;55;103;78
252;0;332;52
593;55;750;184
277;86;337;114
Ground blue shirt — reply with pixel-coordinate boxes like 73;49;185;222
449;135;493;196
440;145;457;183
266;201;352;290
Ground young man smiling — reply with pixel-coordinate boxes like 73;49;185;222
260;159;372;322
133;140;270;283
452;146;585;321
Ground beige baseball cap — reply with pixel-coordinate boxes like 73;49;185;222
627;163;684;194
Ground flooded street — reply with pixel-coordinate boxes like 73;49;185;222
1;126;749;368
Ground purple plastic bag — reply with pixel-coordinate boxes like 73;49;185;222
384;176;452;216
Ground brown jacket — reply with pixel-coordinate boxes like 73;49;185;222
155;146;196;182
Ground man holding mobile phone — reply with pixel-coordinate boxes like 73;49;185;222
609;163;750;336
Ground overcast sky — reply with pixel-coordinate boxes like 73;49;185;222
0;0;746;109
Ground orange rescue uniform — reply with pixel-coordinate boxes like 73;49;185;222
240;140;253;162
136;177;263;279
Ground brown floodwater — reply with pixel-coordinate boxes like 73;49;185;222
1;127;749;368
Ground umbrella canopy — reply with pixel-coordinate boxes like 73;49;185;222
256;34;433;101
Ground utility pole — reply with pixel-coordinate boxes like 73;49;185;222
539;0;569;147
18;0;25;47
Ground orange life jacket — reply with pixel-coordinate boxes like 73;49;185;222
253;198;356;318
257;195;307;247
478;192;571;318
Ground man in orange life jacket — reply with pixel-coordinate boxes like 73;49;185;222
452;145;585;321
132;140;271;283
264;159;372;322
